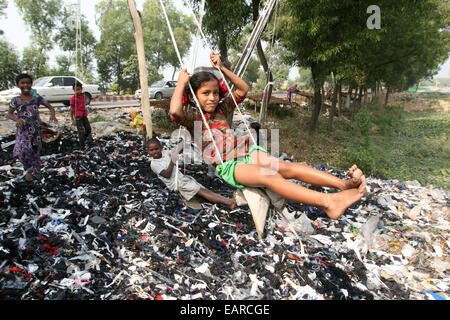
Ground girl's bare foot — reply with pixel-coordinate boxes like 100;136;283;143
342;165;364;190
358;174;368;196
321;188;363;220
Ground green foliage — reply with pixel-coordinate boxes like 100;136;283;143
346;104;406;174
350;108;373;135
295;67;313;90
0;38;21;90
95;0;136;94
187;0;251;65
142;0;194;72
14;0;63;47
14;0;63;73
229;49;260;86
152;108;178;132
89;116;109;123
53;8;97;72
21;46;49;79
346;108;377;173
95;0;193;94
47;55;73;76
346;142;377;174
108;83;120;95
278;0;449;134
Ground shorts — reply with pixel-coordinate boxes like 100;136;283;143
215;144;268;189
177;175;203;201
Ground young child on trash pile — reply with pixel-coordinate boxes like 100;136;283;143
70;81;92;149
170;51;367;220
147;137;236;209
7;73;58;182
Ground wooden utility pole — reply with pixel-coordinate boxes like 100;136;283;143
128;0;152;140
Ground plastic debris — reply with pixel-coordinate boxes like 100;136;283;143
0;118;449;300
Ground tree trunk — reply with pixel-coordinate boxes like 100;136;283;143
357;86;363;111
337;82;342;116
128;0;152;140
384;85;390;106
218;27;231;69
172;67;176;80
363;86;368;108
327;77;338;132
309;65;322;135
349;87;356;120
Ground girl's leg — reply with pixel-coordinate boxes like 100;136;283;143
234;163;364;220
196;188;236;209
75;116;87;148
31;144;42;179
83;116;93;142
22;154;37;181
250;151;363;191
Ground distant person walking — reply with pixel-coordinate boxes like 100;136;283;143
286;84;297;102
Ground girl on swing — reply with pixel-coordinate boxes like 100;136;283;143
170;52;367;220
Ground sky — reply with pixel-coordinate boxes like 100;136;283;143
1;0;449;81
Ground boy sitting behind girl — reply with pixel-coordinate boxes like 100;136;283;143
147;137;236;209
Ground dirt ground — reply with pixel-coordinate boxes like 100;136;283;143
0;105;143;136
389;95;449;113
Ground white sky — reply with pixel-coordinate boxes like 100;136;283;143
1;0;449;80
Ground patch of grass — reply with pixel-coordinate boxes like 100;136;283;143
264;105;350;167
263;98;449;189
417;92;450;100
151;108;179;134
372;111;450;189
89;116;109;123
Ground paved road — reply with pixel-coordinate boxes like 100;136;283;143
0;98;142;113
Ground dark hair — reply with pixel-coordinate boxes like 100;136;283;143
187;71;223;99
16;73;33;85
146;137;161;148
73;81;83;89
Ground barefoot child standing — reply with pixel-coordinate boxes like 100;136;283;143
147;137;236;209
170;52;366;220
70;81;92;149
7;73;58;181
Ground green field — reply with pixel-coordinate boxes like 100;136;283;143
262;96;449;190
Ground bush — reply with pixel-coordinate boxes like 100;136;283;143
346;108;377;174
152;108;178;132
346;141;377;174
350;108;373;134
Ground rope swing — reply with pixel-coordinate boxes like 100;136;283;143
158;0;224;165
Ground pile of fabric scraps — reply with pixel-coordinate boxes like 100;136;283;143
0;129;448;300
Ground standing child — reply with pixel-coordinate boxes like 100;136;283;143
147;137;236;209
170;52;367;220
7;73;58;181
70;81;92;149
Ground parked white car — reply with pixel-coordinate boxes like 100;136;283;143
0;76;101;105
135;80;177;101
